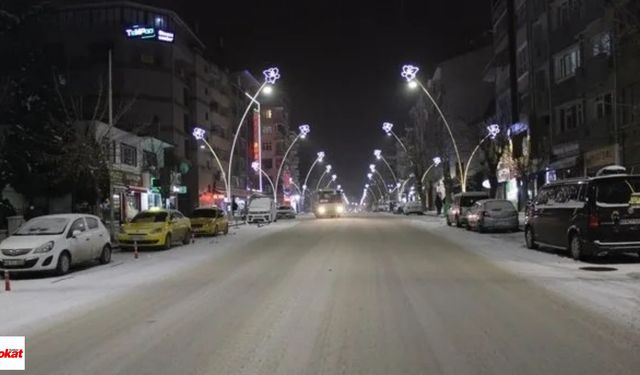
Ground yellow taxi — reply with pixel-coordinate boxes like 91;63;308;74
118;209;191;250
189;207;229;236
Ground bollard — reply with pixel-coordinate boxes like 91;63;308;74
4;270;10;292
134;240;139;259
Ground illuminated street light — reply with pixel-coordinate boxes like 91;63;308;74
381;121;410;157
193;127;228;198
420;156;443;185
373;149;398;185
315;164;333;190
324;173;338;189
251;161;276;201
301;151;326;211
228;66;281;213
462;124;502;190
401;64;465;191
275;124;311;204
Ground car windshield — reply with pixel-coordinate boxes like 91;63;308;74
595;177;640;205
131;212;168;223
460;195;487;207
14;217;69;235
317;192;342;203
192;209;218;218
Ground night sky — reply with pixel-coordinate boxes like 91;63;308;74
149;0;489;199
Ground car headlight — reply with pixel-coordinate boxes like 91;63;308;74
34;241;54;253
151;227;164;233
318;206;326;214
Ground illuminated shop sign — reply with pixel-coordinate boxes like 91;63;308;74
125;25;174;43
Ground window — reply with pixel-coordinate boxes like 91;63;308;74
595;93;612;119
592;32;611;57
262;141;272;151
265;109;272;119
554;46;580;82
556;102;583;133
68;218;86;236
120;144;137;166
555;0;583;29
262;158;273;169
86;217;99;230
143;151;158;169
262;125;272;134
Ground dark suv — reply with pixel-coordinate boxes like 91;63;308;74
525;168;640;260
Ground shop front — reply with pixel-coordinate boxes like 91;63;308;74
584;144;619;176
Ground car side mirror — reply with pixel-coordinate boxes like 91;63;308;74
72;230;82;238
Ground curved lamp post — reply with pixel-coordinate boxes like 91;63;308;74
462;124;501;191
301;151;325;210
402;64;466;191
399;174;416;201
367;173;384;199
382;122;410;156
193;127;229;202
324;174;337;189
274;124;310;204
364;183;380;202
369;164;388;193
228;67;280;207
315;164;332;191
420;157;442;184
251;161;276;201
373;149;398;184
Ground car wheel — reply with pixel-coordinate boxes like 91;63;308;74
56;252;71;276
223;223;229;235
212;225;219;237
163;233;172;250
182;230;191;245
570;233;585;261
525;227;538;249
99;244;112;265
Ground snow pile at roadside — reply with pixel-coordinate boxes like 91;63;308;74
406;215;640;331
0;220;299;336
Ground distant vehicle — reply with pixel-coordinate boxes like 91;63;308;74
403;201;424;215
0;214;112;275
118;209;191;251
466;199;518;232
247;195;276;223
446;192;490;227
276;205;296;219
525;165;640;260
190;207;229;236
313;189;345;218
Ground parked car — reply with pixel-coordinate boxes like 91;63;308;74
190;207;229;236
276;205;296;219
446;191;490;227
118;209;191;250
466;199;518;232
0;214;112;275
524;165;640;260
247;195;276;223
403;201;424;215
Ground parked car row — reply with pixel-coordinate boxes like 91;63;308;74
446;166;640;261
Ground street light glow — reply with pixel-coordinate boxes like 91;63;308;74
373;149;382;159
251;161;260;172
487;124;501;139
263;67;281;84
303;184;307;190
401;65;420;82
367;173;373;180
331;174;337;181
299;124;311;139
433;157;442;166
382;122;394;135
262;85;273;95
326;165;332;173
407;80;418;89
337;184;342;190
369;164;376;173
365;184;370;188
317;151;325;162
192;127;206;140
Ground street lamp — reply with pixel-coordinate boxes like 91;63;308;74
373;149;398;184
315;164;333;190
401;64;466;191
227;67;281;212
462;124;501;191
420;156;442;184
193;127;229;201
367;172;384;199
251;161;276;201
325;173;337;189
301;151;325;211
381;122;410;155
274;124;311;204
369;164;388;192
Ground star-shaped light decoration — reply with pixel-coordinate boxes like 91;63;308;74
369;164;376;173
299;124;311;139
367;173;373;180
263;67;281;84
382;122;394;135
373;149;382;159
433;157;442;166
487;124;501;140
326;165;332;173
192;127;206;140
302;184;307;190
251;161;260;172
331;174;337;181
317;151;325;162
365;184;370;189
401;65;420;82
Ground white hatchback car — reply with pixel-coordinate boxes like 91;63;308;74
0;214;112;275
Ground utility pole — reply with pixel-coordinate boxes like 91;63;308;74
108;49;116;240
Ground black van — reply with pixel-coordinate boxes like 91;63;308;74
524;166;640;260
